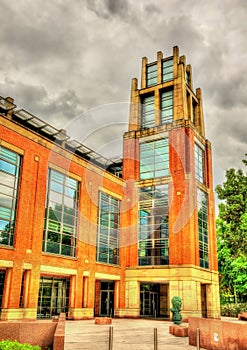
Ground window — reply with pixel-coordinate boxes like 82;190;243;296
147;64;157;87
37;276;70;318
161;90;173;124
19;273;25;308
140;138;169;180
198;189;209;269
96;192;120;265
138;185;169;266
192;102;196;123
162;59;173;82
141;95;155;129
195;143;204;183
186;71;190;85
43;169;79;257
0;146;21;246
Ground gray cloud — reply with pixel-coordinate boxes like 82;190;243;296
86;0;129;20
0;0;246;192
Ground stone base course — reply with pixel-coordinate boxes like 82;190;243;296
95;317;112;325
169;324;188;337
189;317;247;349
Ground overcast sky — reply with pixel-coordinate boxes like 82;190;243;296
1;0;247;191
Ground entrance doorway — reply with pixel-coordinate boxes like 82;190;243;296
140;283;160;317
99;281;114;317
37;276;70;318
201;284;207;318
140;283;169;318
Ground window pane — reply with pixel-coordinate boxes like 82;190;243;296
0;160;16;175
65;177;77;189
63;213;74;225
47;231;60;242
0;219;9;231
51;182;63;193
48;220;60;232
0;184;15;197
51;171;64;183
0;173;15;188
65;187;77;198
0;207;11;220
49;191;63;204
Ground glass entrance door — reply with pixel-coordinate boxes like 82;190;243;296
140;283;160;317
100;281;114;317
37;277;70;318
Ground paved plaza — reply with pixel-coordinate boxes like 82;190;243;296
65;318;197;350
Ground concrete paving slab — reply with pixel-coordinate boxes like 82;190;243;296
65;319;197;349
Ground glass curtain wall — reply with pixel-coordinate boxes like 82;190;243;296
138;185;169;266
96;192;120;265
43;169;79;257
0;146;21;246
198;188;209;268
140;139;169;180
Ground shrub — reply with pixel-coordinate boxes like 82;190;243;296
0;340;41;350
220;303;247;317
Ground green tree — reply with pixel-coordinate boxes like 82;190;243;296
215;155;247;300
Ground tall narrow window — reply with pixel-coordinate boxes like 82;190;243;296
198;189;209;269
19;272;25;308
141;95;155;129
162;59;173;82
0;270;5;311
192;101;196;123
140;138;169;180
195;143;204;183
0;146;21;246
146;63;157;87
96;192;120;265
43;169;79;257
138;185;169;266
186;71;190;85
161;90;173;124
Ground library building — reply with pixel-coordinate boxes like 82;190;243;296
0;46;220;321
